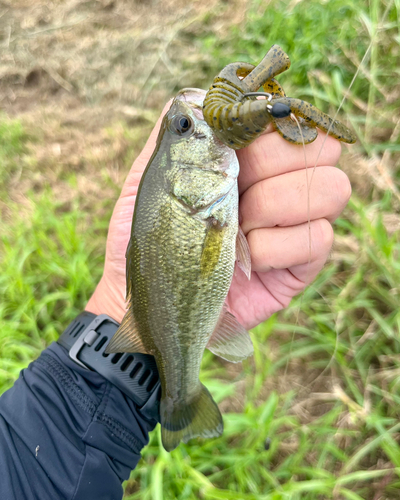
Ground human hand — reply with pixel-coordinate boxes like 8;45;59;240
86;102;351;330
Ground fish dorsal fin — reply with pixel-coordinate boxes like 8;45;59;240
105;308;148;354
207;306;253;363
236;226;251;280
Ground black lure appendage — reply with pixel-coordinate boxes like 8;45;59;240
269;102;292;119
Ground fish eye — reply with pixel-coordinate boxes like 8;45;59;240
169;114;194;136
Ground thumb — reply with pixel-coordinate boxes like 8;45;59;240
120;99;173;200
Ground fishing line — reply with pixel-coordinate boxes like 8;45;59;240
283;72;360;385
308;0;393;191
308;40;373;191
285;0;394;391
283;112;308;380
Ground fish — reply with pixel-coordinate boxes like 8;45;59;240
106;88;253;452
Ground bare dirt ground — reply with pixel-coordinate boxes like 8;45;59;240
0;0;247;205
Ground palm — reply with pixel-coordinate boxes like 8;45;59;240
227;269;299;330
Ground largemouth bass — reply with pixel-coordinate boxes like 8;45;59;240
106;88;253;452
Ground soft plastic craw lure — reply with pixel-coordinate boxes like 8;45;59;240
203;44;356;149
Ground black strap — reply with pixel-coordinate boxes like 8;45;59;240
57;311;160;421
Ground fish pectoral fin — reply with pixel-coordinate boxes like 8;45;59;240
161;384;223;452
105;309;148;354
236;226;251;280
207;307;253;363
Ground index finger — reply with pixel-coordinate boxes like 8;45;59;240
237;130;342;194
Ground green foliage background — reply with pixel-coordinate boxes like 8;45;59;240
1;0;399;498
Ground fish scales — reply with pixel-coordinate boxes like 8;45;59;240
134;190;237;392
106;89;253;451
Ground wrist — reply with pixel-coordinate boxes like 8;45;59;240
85;277;126;323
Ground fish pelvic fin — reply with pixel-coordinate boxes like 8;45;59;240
161;384;223;452
207;306;253;363
105;308;148;354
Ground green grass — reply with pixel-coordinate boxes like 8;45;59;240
0;190;106;391
0;115;28;187
1;0;400;498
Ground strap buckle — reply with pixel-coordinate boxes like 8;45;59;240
69;314;119;369
59;312;161;420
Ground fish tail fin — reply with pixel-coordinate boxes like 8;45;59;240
161;383;223;452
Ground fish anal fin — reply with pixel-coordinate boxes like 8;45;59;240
207;307;253;363
236;226;251;280
105;308;148;354
161;384;223;452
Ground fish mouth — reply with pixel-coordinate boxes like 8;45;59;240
175;88;206;120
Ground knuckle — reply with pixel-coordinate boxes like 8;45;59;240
260;181;273;220
244;180;272;230
247;229;271;271
330;136;343;162
312;219;334;254
327;167;352;208
336;168;352;206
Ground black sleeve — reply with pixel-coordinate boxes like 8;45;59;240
0;342;157;500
